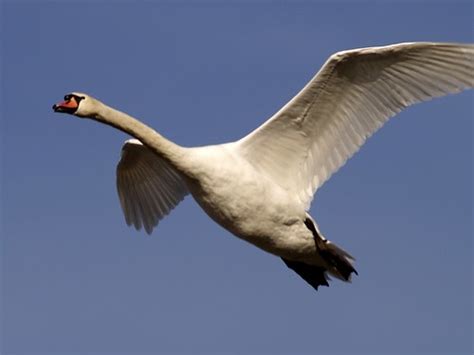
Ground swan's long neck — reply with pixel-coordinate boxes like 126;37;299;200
91;103;189;172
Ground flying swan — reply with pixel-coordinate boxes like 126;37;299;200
53;42;474;290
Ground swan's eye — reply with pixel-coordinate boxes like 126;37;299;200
73;95;85;104
64;94;71;101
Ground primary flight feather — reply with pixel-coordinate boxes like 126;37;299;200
53;42;474;291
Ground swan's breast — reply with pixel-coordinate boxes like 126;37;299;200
182;144;301;238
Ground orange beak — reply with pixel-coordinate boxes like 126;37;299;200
52;97;79;113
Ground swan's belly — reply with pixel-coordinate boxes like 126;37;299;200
187;171;272;236
182;149;315;259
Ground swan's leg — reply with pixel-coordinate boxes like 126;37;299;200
282;216;358;291
282;258;330;290
317;239;358;281
304;216;358;281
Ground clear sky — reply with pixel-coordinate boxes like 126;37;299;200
1;1;472;354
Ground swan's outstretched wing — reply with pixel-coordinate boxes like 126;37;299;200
116;139;189;234
237;42;474;209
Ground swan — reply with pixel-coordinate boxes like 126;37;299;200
53;42;474;291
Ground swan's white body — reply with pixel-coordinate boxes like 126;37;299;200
184;144;314;261
54;42;474;290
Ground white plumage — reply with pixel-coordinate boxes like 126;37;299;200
117;139;188;234
237;42;474;209
54;42;474;290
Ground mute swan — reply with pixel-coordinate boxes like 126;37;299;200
53;42;474;291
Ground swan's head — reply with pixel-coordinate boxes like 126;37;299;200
52;92;98;118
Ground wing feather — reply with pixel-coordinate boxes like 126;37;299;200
237;42;474;209
116;139;189;234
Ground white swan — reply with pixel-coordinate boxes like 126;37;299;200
53;42;474;290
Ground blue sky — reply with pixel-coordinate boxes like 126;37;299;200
1;1;472;354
